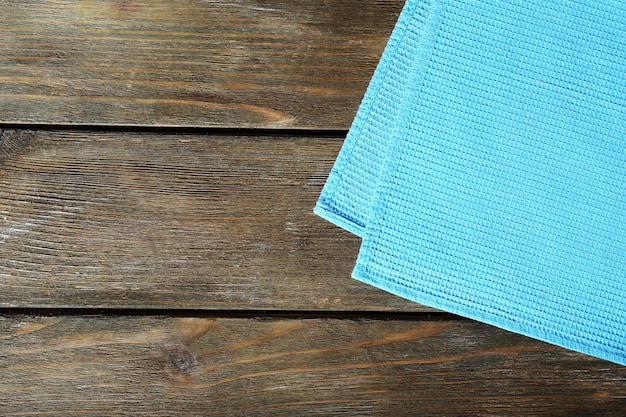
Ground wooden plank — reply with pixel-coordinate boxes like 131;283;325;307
0;128;425;311
0;0;402;129
1;315;624;416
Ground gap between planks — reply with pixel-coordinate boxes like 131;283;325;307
0;307;458;321
0;123;349;138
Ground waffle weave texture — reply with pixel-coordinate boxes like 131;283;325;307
314;0;431;236
316;0;626;365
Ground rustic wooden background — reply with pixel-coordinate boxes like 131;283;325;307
1;1;625;415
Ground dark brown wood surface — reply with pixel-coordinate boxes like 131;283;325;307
1;1;625;415
0;0;402;129
0;128;423;311
2;315;625;416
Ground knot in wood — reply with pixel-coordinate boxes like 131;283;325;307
167;344;197;375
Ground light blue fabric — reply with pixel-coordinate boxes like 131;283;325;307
317;0;626;365
314;0;431;237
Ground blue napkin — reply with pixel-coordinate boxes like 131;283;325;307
316;0;626;365
315;0;430;237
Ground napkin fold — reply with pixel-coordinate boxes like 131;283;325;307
315;0;431;237
316;0;626;365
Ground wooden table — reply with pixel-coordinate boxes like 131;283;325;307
1;1;625;415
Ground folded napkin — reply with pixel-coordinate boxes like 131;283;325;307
315;0;430;237
316;0;626;365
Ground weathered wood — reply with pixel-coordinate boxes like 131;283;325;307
0;129;425;311
1;315;624;416
0;0;402;129
6;1;621;411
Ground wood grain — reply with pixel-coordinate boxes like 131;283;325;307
0;129;424;311
5;1;622;412
1;315;625;416
0;0;403;129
